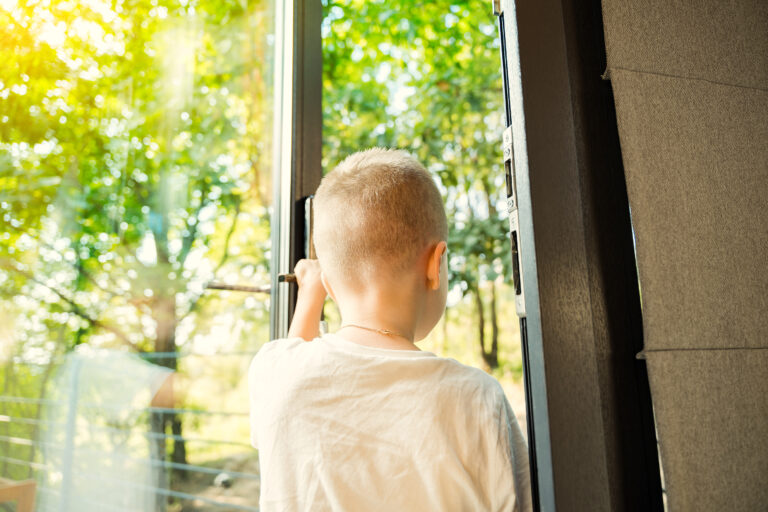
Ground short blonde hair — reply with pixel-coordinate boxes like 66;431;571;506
314;148;448;285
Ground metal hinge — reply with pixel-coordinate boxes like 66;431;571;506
502;126;526;318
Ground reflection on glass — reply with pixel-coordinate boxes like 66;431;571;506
40;351;173;511
0;0;275;509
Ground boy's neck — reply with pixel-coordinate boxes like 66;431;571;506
336;325;420;351
335;277;424;350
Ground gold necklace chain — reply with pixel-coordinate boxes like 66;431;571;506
340;323;410;341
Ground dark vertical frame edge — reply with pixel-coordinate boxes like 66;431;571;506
270;0;323;341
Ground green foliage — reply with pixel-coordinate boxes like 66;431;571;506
0;0;273;359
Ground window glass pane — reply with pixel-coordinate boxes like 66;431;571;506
322;0;527;430
0;0;274;508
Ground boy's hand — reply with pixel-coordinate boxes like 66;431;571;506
293;259;327;304
287;259;326;341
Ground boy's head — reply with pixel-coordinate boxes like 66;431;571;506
313;148;448;291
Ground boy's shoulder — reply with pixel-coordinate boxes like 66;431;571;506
437;356;509;403
251;335;506;401
249;336;307;371
255;336;305;356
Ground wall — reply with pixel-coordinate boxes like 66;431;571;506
601;2;768;510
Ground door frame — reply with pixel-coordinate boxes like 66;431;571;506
496;0;662;509
269;0;323;340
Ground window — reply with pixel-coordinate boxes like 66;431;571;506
1;0;531;509
1;0;278;508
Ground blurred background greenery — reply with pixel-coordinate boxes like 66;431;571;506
0;0;522;508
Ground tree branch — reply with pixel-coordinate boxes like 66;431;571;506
2;225;121;300
178;181;212;267
0;259;141;352
212;198;241;275
179;200;243;322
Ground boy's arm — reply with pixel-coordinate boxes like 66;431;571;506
286;259;327;341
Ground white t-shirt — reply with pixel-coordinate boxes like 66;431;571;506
249;333;531;512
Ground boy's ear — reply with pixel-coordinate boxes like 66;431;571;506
426;241;447;290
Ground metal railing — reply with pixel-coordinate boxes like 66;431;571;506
0;351;261;512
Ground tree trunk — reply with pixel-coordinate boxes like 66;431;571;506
170;416;186;465
474;283;500;370
480;182;500;369
148;199;188;510
151;292;187;482
149;292;182;511
149;410;168;511
488;282;499;369
472;285;489;370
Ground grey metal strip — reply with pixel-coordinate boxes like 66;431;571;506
497;1;556;510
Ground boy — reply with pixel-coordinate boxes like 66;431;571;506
249;148;531;511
